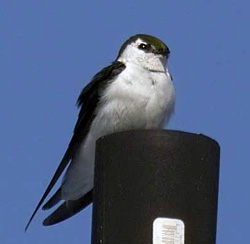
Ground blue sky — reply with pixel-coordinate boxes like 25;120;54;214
1;0;249;243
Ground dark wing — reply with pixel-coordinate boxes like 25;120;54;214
25;61;125;231
42;188;62;210
43;190;93;226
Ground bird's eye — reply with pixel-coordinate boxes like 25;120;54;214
138;43;150;50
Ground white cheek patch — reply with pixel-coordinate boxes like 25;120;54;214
118;40;166;72
118;43;142;62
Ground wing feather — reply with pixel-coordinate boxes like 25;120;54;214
25;61;125;231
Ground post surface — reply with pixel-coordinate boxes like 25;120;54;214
92;130;220;244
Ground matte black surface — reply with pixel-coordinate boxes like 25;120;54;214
92;130;220;244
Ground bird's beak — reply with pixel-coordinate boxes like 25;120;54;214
153;49;170;57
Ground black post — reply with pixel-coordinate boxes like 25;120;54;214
92;130;220;244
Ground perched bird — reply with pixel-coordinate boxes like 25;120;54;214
25;34;175;230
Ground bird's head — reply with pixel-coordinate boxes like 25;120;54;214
117;34;170;72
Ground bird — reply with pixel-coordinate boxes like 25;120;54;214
25;34;175;231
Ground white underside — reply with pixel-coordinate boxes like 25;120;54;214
61;61;175;201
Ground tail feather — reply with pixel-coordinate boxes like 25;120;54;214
43;190;93;226
25;150;72;232
42;188;62;210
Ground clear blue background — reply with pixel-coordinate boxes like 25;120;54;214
1;0;249;243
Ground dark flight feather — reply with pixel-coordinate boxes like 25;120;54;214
25;61;125;231
42;188;62;210
43;190;93;226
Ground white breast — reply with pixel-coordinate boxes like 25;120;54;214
92;62;175;136
61;62;175;200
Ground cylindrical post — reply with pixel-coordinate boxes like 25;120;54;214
92;130;220;244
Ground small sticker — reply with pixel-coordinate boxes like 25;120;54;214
153;217;185;244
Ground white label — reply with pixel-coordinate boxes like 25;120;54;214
153;217;185;244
